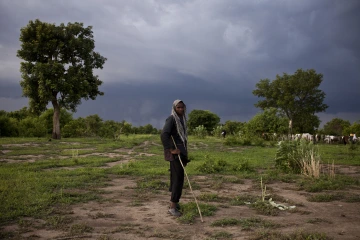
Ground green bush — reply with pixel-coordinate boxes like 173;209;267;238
62;118;87;137
275;139;319;174
0;116;19;137
193;125;207;139
18;117;47;137
211;125;223;138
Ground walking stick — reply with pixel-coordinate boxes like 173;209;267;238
171;136;204;222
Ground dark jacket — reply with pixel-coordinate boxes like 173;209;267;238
160;115;188;161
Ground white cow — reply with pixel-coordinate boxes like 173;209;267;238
324;135;340;144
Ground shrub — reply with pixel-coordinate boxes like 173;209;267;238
211;125;223;138
275;139;320;176
193;125;207;139
18;117;47;137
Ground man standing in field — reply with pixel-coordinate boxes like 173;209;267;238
161;99;189;217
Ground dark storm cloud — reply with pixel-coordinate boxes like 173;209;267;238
71;70;258;128
1;0;360;128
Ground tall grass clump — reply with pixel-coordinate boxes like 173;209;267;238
275;139;321;178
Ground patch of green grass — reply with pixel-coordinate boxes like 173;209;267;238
308;192;360;203
196;156;229;174
319;144;360;166
211;218;240;227
135;176;168;193
206;175;244;190
307;193;343;202
178;202;217;224
211;217;279;230
183;179;202;190
0;162;107;224
107;155;168;176
260;169;300;183
198;193;229;202
240;217;280;230
298;175;359;192
232;160;256;172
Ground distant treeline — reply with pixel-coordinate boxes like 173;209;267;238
1;107;359;139
0;108;159;138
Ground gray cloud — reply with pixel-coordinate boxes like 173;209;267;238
0;0;359;128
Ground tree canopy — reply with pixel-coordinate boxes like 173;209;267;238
252;68;328;133
188;110;220;133
245;108;288;136
17;19;106;139
223;120;245;135
323;118;351;136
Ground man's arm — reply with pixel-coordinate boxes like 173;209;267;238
160;116;180;154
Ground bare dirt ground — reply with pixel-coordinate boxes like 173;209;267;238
1;142;360;240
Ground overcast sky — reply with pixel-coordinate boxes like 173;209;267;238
0;0;359;129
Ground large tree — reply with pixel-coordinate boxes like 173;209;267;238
17;19;106;139
188;110;220;133
252;69;328;134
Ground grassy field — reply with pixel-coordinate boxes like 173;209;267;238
0;135;359;239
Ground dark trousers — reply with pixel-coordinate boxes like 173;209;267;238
169;155;185;203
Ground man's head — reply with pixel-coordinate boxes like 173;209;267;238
173;99;186;117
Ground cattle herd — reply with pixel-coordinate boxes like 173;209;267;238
291;133;358;145
261;132;358;144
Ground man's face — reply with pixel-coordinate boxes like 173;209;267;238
175;102;185;116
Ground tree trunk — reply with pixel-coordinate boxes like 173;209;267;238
288;119;293;140
52;99;61;139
